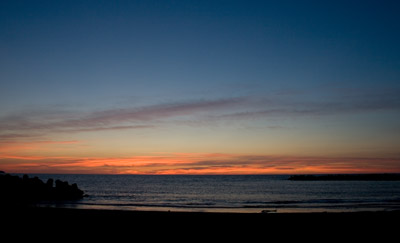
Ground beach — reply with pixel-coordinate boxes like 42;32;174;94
2;174;399;238
2;206;398;236
7;174;400;213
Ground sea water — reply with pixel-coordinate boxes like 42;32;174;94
24;174;400;213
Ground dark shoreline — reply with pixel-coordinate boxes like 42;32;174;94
2;207;399;240
2;206;399;229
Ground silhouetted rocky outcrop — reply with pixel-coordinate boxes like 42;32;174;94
288;174;400;181
0;173;85;205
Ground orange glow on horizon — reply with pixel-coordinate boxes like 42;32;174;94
1;151;399;175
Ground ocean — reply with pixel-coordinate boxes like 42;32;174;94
24;174;400;213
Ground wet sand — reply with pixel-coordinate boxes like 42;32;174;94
2;206;399;237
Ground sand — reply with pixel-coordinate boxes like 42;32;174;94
2;206;398;236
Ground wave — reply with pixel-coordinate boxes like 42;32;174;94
29;174;400;213
44;198;400;211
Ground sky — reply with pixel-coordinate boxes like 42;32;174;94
1;0;400;174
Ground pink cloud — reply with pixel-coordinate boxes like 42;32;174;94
0;97;247;141
1;153;399;175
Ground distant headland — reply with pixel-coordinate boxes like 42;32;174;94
0;172;85;205
288;174;400;181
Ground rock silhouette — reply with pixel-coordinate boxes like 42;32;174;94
0;172;85;205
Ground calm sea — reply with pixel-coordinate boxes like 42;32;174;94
23;174;400;213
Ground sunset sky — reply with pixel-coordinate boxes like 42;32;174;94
1;0;400;174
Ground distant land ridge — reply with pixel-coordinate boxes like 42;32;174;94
288;174;400;181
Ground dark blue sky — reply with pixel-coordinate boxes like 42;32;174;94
1;0;399;107
1;1;400;174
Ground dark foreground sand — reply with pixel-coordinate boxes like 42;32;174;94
1;207;399;238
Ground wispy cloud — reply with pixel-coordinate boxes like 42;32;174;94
1;153;399;174
65;125;155;132
220;92;400;119
0;140;81;154
0;97;246;140
0;133;45;141
1;90;399;141
57;97;246;127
